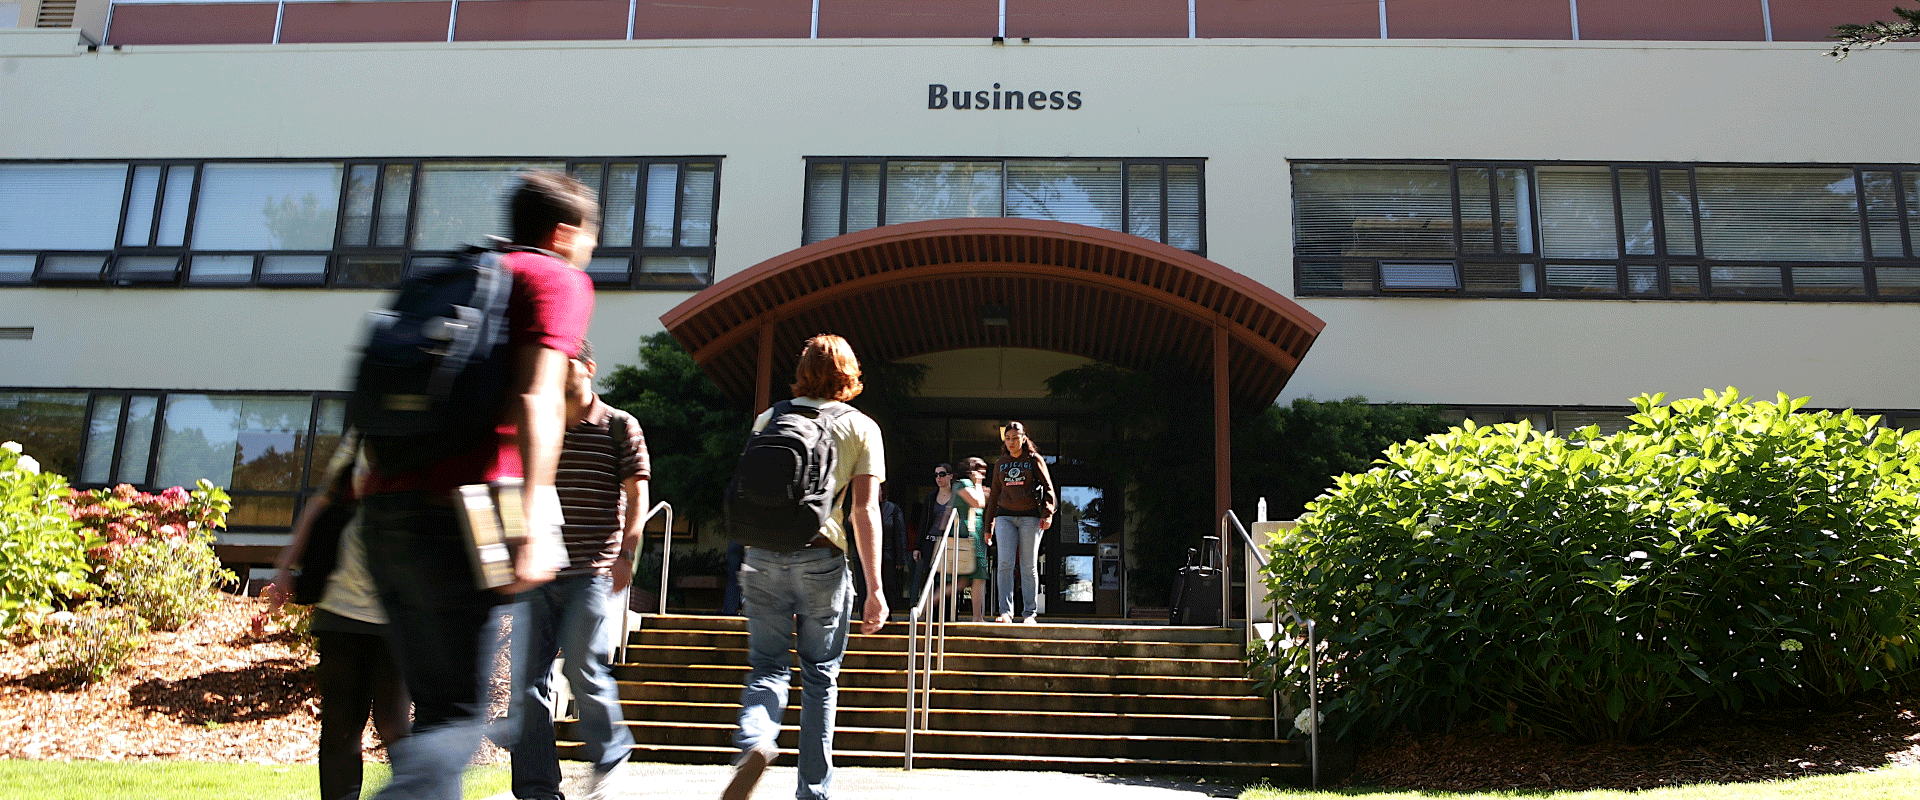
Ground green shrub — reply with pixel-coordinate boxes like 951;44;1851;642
38;606;147;684
98;534;236;632
1259;389;1920;742
0;442;95;633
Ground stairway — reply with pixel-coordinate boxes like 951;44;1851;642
556;614;1308;778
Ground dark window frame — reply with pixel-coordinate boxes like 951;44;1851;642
19;387;353;534
0;156;723;291
1293;159;1920;303
802;156;1208;255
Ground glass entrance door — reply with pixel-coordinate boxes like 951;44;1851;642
1043;483;1104;616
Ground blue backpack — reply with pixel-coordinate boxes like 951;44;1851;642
347;245;515;473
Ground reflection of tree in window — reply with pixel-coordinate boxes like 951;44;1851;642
1006;162;1121;230
885;162;1001;225
0;392;88;478
262;193;334;250
1059;486;1104;545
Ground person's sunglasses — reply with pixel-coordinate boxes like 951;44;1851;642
933;471;950;477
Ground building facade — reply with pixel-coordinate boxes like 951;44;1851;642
4;0;1917;612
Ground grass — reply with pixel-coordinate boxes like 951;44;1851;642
0;760;509;800
1239;764;1920;800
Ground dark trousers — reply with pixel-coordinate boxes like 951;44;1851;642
315;622;410;800
362;492;511;800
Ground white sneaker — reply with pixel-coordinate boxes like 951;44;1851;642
586;759;632;800
993;614;1012;624
1021;615;1037;625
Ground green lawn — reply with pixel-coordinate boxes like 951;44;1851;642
1241;764;1920;800
0;760;508;800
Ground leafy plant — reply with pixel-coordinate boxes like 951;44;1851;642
37;605;147;685
0;442;96;634
1830;5;1920;58
1259;389;1920;742
97;533;236;632
601;332;750;523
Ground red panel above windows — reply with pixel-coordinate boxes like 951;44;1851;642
456;0;631;41
1195;0;1381;39
1385;0;1572;40
108;3;278;45
818;0;999;38
278;2;453;43
1577;0;1764;41
1006;0;1189;39
631;0;813;39
1769;0;1904;42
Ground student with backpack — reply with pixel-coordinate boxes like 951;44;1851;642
352;170;597;800
509;340;646;800
722;334;889;800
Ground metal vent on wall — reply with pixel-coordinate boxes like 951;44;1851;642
36;0;77;28
0;328;33;340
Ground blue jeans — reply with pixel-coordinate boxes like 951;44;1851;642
734;546;852;800
361;492;511;800
510;572;634;799
994;515;1043;619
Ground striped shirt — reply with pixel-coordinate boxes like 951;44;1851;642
557;398;650;577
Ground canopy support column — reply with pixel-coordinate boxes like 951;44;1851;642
1214;322;1233;622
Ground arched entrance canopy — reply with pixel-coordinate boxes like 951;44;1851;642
660;218;1324;411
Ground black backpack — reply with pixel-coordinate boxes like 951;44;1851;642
347;245;515;473
725;400;853;552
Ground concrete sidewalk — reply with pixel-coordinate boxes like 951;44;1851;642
482;760;1254;799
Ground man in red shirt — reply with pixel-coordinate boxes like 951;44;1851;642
361;170;598;800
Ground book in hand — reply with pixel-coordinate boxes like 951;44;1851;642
455;478;568;591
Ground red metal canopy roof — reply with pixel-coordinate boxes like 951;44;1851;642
660;218;1324;410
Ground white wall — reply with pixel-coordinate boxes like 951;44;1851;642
3;36;1917;409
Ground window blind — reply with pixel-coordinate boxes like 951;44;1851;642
1696;168;1861;261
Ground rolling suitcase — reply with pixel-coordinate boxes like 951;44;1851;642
1169;536;1223;626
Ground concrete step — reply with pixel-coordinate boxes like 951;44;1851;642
635;615;1240;644
569;719;1294;762
618;681;1273;717
599;614;1290;776
603;699;1275;738
628;629;1244;660
621;643;1246;677
611;663;1257;696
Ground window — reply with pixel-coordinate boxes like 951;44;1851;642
804;157;1205;254
0;388;347;533
0;157;723;290
1295;161;1920;302
577;158;722;289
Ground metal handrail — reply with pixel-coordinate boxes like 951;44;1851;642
903;510;962;770
1221;509;1321;788
616;500;673;665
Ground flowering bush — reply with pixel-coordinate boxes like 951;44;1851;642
0;442;95;634
66;480;230;566
1259;389;1920;742
68;481;234;631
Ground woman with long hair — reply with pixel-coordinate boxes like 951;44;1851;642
983;421;1055;624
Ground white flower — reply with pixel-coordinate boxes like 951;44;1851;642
1;441;21;454
17;455;38;474
1293;707;1321;734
